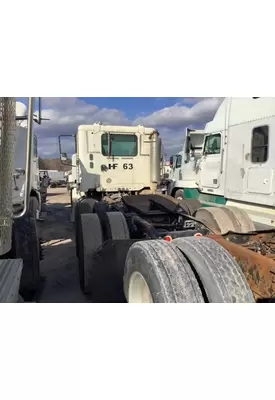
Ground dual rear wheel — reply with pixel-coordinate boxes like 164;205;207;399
76;201;255;303
124;236;255;303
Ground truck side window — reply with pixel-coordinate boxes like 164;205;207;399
102;134;138;157
175;155;182;168
251;125;269;163
204;134;221;155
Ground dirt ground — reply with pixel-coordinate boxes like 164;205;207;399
37;187;91;303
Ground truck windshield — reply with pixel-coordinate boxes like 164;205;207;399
101;133;138;157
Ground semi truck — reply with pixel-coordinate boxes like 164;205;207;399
0;97;45;302
173;97;275;231
167;128;205;200
59;121;275;303
15;125;44;220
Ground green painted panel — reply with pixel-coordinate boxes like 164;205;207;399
183;188;200;199
183;188;227;207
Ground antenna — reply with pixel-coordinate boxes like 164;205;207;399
15;98;50;124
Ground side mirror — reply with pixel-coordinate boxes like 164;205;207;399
58;134;76;166
169;155;175;167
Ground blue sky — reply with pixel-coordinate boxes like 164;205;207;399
18;97;185;118
16;97;223;158
79;97;182;119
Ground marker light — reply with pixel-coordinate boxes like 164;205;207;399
164;235;173;242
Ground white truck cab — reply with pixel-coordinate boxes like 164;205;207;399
167;128;205;199
59;123;162;201
183;97;275;228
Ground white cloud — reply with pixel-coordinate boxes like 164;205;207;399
35;97;130;135
134;97;224;128
133;97;224;156
34;97;224;157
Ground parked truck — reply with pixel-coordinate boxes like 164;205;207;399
58;121;275;303
167;128;205;200
0;97;45;302
15;126;45;221
169;97;275;233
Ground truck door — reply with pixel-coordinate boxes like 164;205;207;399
244;124;273;198
199;133;222;189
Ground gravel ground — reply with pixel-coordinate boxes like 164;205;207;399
37;187;91;303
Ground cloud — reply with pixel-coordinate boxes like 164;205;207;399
134;97;224;129
32;97;224;158
133;97;224;156
33;97;130;157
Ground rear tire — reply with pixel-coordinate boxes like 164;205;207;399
105;212;130;240
75;197;97;258
29;196;39;219
173;236;255;303
175;189;185;200
78;213;103;294
14;213;40;299
124;240;205;303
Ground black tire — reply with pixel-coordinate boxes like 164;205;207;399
29;196;39;218
178;199;201;216
13;214;40;298
74;201;81;258
173;237;255;303
75;198;97;258
105;212;130;240
78;213;103;294
124;240;205;303
175;189;185;200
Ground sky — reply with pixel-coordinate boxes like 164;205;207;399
16;97;224;159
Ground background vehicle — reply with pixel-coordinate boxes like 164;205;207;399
167;128;205;200
178;97;275;229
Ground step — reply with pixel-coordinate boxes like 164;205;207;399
0;259;23;303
